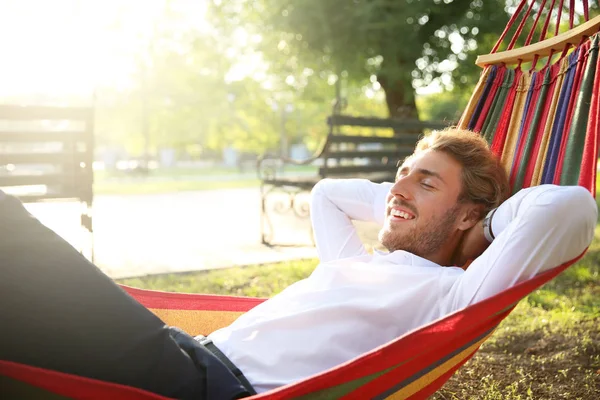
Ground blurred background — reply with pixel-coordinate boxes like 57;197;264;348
2;0;587;277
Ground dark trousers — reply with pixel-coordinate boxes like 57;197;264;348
0;192;249;400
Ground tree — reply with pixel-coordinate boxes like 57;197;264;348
210;0;510;119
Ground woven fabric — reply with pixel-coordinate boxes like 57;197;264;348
458;67;493;129
542;50;580;184
579;39;600;192
554;43;589;184
482;68;515;143
490;69;523;158
561;35;599;185
501;72;531;171
531;61;567;186
0;253;586;400
522;67;557;188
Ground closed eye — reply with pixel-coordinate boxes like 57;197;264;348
421;182;434;189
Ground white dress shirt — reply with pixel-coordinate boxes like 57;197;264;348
209;179;597;393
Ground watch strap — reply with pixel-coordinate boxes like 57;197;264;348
482;208;497;243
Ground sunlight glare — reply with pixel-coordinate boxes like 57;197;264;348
0;0;209;100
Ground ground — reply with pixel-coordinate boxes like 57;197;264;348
120;235;600;399
26;187;317;278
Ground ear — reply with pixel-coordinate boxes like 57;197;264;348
456;204;484;231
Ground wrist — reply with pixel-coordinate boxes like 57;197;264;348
482;208;498;243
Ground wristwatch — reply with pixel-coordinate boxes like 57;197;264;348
482;208;497;243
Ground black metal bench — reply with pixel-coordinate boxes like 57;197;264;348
0;105;95;258
257;114;451;245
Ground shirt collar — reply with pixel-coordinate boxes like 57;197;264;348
374;248;444;268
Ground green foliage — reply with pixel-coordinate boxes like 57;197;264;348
210;0;510;116
416;89;472;122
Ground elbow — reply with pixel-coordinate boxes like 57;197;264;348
311;178;332;197
552;186;597;256
310;178;334;208
572;187;597;249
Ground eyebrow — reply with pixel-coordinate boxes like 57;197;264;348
398;166;446;184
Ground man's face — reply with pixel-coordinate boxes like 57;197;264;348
379;149;466;260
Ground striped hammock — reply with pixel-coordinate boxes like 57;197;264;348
1;1;599;399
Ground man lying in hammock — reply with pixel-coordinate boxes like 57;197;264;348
0;129;596;400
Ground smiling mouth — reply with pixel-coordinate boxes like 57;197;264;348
389;209;416;220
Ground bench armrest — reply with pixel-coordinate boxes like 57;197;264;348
256;153;322;181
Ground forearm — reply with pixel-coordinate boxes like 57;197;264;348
454;184;597;307
310;178;391;262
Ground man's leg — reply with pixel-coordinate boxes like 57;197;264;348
0;192;244;399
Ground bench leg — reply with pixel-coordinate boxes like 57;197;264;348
260;183;275;245
261;184;314;246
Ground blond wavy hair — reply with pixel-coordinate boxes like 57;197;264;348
410;128;510;216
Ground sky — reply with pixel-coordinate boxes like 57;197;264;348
0;0;208;99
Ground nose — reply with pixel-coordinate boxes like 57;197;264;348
390;175;413;201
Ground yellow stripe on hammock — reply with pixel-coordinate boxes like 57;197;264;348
385;331;494;400
458;67;493;129
149;308;244;336
532;58;569;186
500;72;532;172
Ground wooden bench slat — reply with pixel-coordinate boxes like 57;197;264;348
327;135;418;146
0;131;87;142
0;173;90;187
324;149;413;160
0;105;92;120
319;164;398;175
6;193;92;202
0;152;89;164
262;177;320;189
327;115;450;130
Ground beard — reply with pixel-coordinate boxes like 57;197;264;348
378;204;461;259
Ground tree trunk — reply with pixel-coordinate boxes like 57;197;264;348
378;75;419;120
378;74;421;137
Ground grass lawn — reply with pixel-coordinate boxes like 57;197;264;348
93;165;319;195
95;165;317;180
119;233;599;399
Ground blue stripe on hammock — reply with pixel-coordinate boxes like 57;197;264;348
509;70;538;178
468;65;498;131
542;49;580;184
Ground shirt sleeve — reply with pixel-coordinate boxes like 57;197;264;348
449;184;597;309
310;178;392;263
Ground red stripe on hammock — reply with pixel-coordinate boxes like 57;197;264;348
0;251;588;400
121;285;265;312
523;65;560;187
255;251;586;399
0;360;169;400
510;72;543;187
345;311;510;400
474;68;507;133
578;46;600;194
409;353;479;400
491;69;523;158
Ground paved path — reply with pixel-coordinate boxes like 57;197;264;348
25;188;321;279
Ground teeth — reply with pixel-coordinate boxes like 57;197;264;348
391;209;413;219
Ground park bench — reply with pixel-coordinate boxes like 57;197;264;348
0;105;95;258
257;114;451;245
